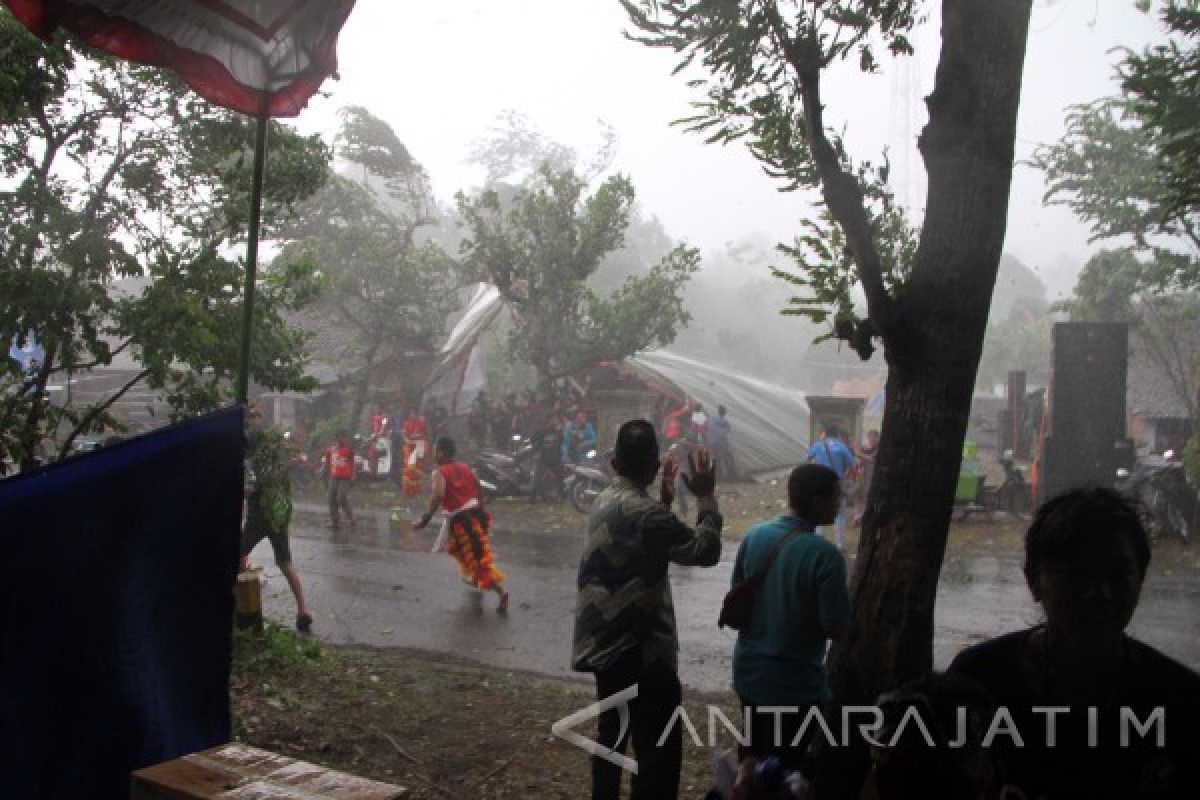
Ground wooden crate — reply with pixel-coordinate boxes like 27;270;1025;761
131;743;408;799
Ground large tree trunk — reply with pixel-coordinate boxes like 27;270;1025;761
817;1;1033;795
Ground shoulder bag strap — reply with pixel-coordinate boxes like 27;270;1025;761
747;523;807;584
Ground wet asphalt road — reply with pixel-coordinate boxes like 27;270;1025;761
250;504;1200;692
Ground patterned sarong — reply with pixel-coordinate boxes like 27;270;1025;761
402;441;425;496
446;507;505;590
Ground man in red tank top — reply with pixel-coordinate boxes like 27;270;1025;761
414;437;509;613
324;431;357;530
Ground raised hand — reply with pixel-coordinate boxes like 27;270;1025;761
660;456;678;506
681;449;716;499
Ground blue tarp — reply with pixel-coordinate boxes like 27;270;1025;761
0;407;244;799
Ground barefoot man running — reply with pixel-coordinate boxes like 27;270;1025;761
414;437;510;614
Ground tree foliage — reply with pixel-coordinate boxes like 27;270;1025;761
623;0;925;356
274;107;460;430
1124;1;1200;219
456;165;699;385
1031;1;1199;290
0;11;329;469
467;109;619;188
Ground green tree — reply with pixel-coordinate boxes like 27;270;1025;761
273;107;460;432
1124;1;1200;220
622;4;1034;785
1030;2;1198;289
1032;1;1200;477
1030;97;1198;286
0;12;328;471
456;165;699;391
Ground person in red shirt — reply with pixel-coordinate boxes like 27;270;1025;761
324;430;357;530
370;403;388;437
663;399;691;442
414;437;509;613
402;407;429;497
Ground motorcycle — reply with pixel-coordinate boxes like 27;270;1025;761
474;434;536;497
354;432;396;481
565;448;612;514
1116;451;1195;545
979;450;1032;514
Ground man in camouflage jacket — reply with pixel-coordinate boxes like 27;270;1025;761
572;419;722;800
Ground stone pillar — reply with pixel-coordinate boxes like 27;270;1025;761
591;389;664;453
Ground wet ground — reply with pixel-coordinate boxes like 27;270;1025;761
250;497;1200;693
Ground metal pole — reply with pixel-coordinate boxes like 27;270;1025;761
235;113;270;405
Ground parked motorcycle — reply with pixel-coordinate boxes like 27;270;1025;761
565;449;612;513
1116;452;1194;545
474;434;536;497
979;450;1031;514
354;432;396;482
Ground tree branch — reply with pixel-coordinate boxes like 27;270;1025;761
1139;296;1200;425
761;2;894;333
57;368;150;460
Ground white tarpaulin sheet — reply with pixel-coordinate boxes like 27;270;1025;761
428;286;810;472
627;350;810;475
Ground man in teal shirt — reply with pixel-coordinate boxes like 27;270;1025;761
731;464;850;768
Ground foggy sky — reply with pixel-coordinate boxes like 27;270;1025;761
294;0;1169;302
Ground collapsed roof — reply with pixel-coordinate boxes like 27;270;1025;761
428;285;811;474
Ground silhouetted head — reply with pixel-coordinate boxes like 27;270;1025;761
824;424;842;441
434;436;457;464
788;464;840;525
1024;487;1149;639
575;409;587;426
612;419;661;489
718;404;727;417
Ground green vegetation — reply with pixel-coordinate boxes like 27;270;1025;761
0;9;328;469
457;164;699;391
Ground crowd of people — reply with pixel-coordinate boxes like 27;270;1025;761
573;418;1200;800
243;402;1199;799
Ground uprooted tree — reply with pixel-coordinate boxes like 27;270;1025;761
622;0;1033;791
0;11;328;471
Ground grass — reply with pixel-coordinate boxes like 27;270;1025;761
231;625;738;799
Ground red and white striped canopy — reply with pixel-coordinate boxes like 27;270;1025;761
3;0;355;117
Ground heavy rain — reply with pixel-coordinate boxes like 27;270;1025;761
2;2;1198;799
